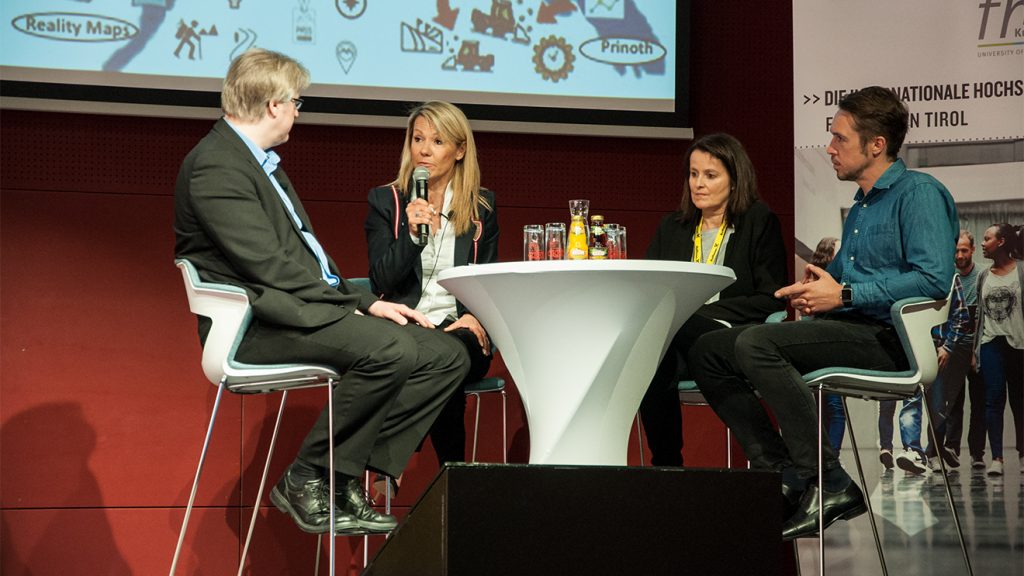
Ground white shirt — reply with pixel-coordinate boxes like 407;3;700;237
415;184;457;324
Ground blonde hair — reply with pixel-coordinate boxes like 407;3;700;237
221;48;310;123
392;101;489;235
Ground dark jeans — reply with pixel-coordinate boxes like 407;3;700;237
965;365;987;459
639;314;731;466
692;315;906;481
980;337;1024;459
824;393;846;450
878;393;922;453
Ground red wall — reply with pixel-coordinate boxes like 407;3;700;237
0;2;793;573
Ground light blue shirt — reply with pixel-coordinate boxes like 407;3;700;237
224;119;340;288
826;159;958;323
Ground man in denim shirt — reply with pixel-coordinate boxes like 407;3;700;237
692;87;957;540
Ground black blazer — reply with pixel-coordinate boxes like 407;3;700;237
645;200;788;325
365;184;499;317
174;119;377;329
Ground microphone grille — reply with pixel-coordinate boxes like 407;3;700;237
413;167;430;181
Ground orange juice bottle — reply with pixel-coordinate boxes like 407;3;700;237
567;214;589;260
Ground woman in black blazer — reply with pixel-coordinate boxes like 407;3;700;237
641;133;788;466
365;101;499;466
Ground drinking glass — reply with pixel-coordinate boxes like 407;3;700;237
606;224;628;259
523;224;545;261
545;222;566;260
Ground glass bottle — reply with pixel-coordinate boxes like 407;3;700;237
589;215;607;259
567;214;589;260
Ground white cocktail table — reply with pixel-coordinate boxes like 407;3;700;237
438;260;735;465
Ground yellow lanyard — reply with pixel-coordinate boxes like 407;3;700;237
692;216;728;264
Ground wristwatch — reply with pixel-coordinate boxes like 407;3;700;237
841;284;853;307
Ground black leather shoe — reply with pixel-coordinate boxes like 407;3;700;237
781;483;867;541
781;483;805;521
270;469;362;534
336;476;398;533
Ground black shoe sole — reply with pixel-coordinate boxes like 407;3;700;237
782;500;868;540
896;456;928;475
347;509;398;533
356;520;398;534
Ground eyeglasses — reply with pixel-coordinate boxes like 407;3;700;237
290;97;304;111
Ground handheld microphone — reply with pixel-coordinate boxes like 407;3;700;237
412;166;430;246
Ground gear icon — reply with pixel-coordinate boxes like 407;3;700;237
533;35;574;82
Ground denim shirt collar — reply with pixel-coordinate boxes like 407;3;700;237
853;158;907;202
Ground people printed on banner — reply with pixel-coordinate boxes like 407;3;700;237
923;230;980;472
973;223;1024;477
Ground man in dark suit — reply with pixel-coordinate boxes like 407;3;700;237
174;48;469;535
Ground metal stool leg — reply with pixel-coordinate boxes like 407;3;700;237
500;389;507;464
314;536;321;575
842;397;887;576
817;385;825;576
469;392;481;462
920;385;974;576
635;415;645;466
726;427;732;469
326;380;336;576
170;382;225;576
237;390;291;576
630;412;647;461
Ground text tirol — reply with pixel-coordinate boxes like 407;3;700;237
826;110;969;131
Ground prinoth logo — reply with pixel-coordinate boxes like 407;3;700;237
978;0;1024;45
11;13;138;42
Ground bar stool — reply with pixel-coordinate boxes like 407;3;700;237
801;285;971;576
170;259;344;576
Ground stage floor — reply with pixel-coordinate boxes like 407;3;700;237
793;448;1022;575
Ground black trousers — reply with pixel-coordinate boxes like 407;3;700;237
965;365;987;458
692;316;905;481
638;314;730;466
235;312;469;479
426;321;493;465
